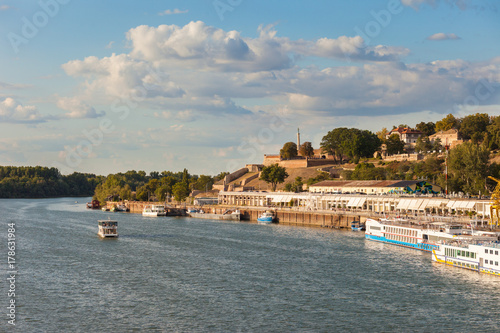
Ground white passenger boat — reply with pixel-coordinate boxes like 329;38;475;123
189;209;240;221
142;205;167;217
365;218;480;252
432;238;500;276
98;220;118;238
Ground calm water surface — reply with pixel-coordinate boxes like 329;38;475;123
1;198;499;332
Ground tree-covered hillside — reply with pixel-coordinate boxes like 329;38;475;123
0;166;102;198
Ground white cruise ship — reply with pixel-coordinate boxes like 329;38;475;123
365;218;481;252
432;239;500;276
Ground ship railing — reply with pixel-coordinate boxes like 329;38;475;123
439;239;500;249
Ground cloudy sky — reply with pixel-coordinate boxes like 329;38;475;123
1;0;500;176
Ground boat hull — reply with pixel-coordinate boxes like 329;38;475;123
365;234;437;252
189;212;240;221
98;232;118;238
142;212;166;217
257;217;273;224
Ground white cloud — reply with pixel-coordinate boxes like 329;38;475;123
0;5;12;11
0;97;46;123
62;53;186;100
59;21;500;124
427;33;461;40
56;96;105;118
105;41;115;49
158;9;188;16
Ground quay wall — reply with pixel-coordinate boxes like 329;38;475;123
197;206;361;228
104;201;361;228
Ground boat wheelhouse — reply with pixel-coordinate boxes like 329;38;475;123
98;220;118;238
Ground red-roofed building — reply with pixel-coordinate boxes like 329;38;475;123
386;127;423;149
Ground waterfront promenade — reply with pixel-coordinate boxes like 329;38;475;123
218;191;493;218
105;191;498;230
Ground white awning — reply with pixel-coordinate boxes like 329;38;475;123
465;201;476;209
417;199;430;211
347;197;366;208
396;199;410;210
407;199;420;210
426;199;446;208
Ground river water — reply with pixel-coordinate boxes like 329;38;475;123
1;197;499;332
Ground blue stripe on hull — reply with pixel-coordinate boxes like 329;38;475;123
365;234;437;252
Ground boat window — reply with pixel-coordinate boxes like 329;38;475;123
485;249;488;254
496;251;499;256
485;260;489;264
491;250;494;254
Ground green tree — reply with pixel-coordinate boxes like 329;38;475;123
386;134;405;155
350;163;386;180
415;136;432;153
299;142;314;157
260;164;289;191
435;114;459;132
172;182;190;202
448;141;490;195
214;171;230;182
432;137;443;152
459;113;490;141
321;127;380;164
416;121;436;136
284;176;304;192
376;127;388;141
193;175;214;191
487;116;500;149
280;142;298;159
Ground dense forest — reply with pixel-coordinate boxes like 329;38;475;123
0;166;227;201
92;169;228;203
0;166;102;198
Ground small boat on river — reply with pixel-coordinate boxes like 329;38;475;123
351;221;365;231
98;220;118;238
143;205;167;217
257;211;275;224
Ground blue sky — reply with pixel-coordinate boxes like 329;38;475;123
1;0;500;176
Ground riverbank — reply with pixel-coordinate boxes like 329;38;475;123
104;200;495;230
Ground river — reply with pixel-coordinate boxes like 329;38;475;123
1;197;499;332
